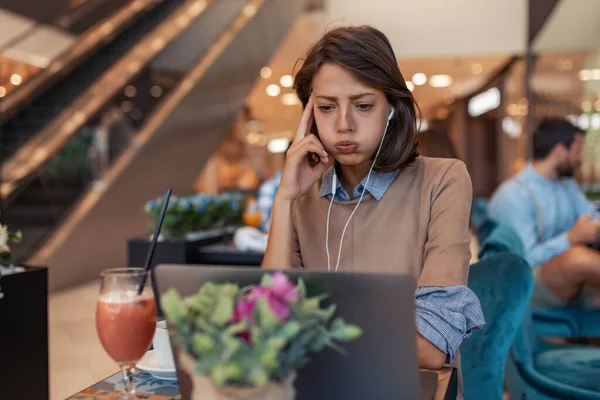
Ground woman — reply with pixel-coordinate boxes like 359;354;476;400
262;26;484;371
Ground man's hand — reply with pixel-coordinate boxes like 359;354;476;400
568;213;600;245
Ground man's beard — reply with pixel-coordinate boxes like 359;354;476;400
557;162;575;178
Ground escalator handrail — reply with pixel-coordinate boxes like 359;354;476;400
29;0;267;265
0;0;159;120
0;0;216;203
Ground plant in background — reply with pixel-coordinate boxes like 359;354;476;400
161;272;361;400
144;192;245;239
0;219;23;300
0;222;22;268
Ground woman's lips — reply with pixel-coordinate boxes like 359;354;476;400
334;141;359;154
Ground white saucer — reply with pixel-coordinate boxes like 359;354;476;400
136;350;178;381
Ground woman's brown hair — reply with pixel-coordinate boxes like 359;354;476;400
293;26;419;172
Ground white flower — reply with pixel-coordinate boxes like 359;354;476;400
0;225;10;254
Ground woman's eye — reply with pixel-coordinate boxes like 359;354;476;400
317;105;334;112
356;103;373;110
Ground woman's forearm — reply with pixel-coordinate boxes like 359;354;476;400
262;195;295;270
417;333;447;370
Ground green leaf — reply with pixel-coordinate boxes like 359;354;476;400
193;316;217;335
209;295;234;326
259;347;279;369
256;298;279;333
249;367;268;386
260;273;273;287
195;353;219;374
222;335;241;360
8;231;22;243
329;318;362;341
223;321;248;337
278;321;301;340
160;289;184;324
296;278;306;298
192;333;215;353
211;363;228;386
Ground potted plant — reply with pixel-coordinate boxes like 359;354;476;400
129;192;246;268
0;221;23;295
160;272;362;400
0;219;49;400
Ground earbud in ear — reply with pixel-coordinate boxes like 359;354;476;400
387;107;394;122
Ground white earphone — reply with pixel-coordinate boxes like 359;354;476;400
326;106;395;272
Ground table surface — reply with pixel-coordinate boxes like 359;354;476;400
68;368;455;400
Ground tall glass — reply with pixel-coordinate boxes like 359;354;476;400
96;268;157;399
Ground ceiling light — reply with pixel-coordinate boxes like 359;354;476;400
579;69;592;81
260;67;272;79
124;85;137;97
280;75;293;88
247;132;261;145
242;4;257;17
406;81;415;92
507;104;520;116
10;74;22;86
582;100;592;112
591;114;600;130
557;59;573;71
417;120;429;132
266;84;280;97
471;63;483;75
429;74;453;88
412;73;427;86
281;93;299;106
468;87;501;117
150;85;163;98
121;101;133;113
502;117;522;138
268;138;291;154
0;86;6;98
579;114;590;130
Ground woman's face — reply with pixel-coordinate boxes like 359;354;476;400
312;63;391;167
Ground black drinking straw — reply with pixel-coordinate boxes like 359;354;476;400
137;188;172;295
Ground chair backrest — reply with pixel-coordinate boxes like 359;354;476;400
471;197;489;231
478;223;524;260
461;253;534;400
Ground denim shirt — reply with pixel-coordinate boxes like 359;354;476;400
488;163;597;268
319;167;485;363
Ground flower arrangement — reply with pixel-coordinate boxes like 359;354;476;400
161;272;362;400
144;192;245;239
0;222;22;268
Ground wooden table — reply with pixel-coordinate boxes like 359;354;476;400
431;368;457;400
68;368;457;399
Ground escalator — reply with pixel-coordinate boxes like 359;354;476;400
0;0;185;162
0;0;306;291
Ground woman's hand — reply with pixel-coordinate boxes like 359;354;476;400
277;96;334;201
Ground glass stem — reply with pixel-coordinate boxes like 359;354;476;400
120;364;136;399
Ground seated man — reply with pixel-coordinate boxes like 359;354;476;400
256;170;282;232
489;117;600;309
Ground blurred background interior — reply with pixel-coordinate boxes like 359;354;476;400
1;0;600;398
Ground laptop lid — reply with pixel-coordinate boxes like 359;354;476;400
152;264;420;400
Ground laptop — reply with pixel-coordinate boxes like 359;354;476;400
153;264;437;400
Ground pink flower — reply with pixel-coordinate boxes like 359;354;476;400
270;272;300;301
232;273;299;325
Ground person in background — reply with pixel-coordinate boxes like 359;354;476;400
256;143;291;232
262;25;484;371
488;118;600;309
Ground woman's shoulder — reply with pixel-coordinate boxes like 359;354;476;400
406;156;469;182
